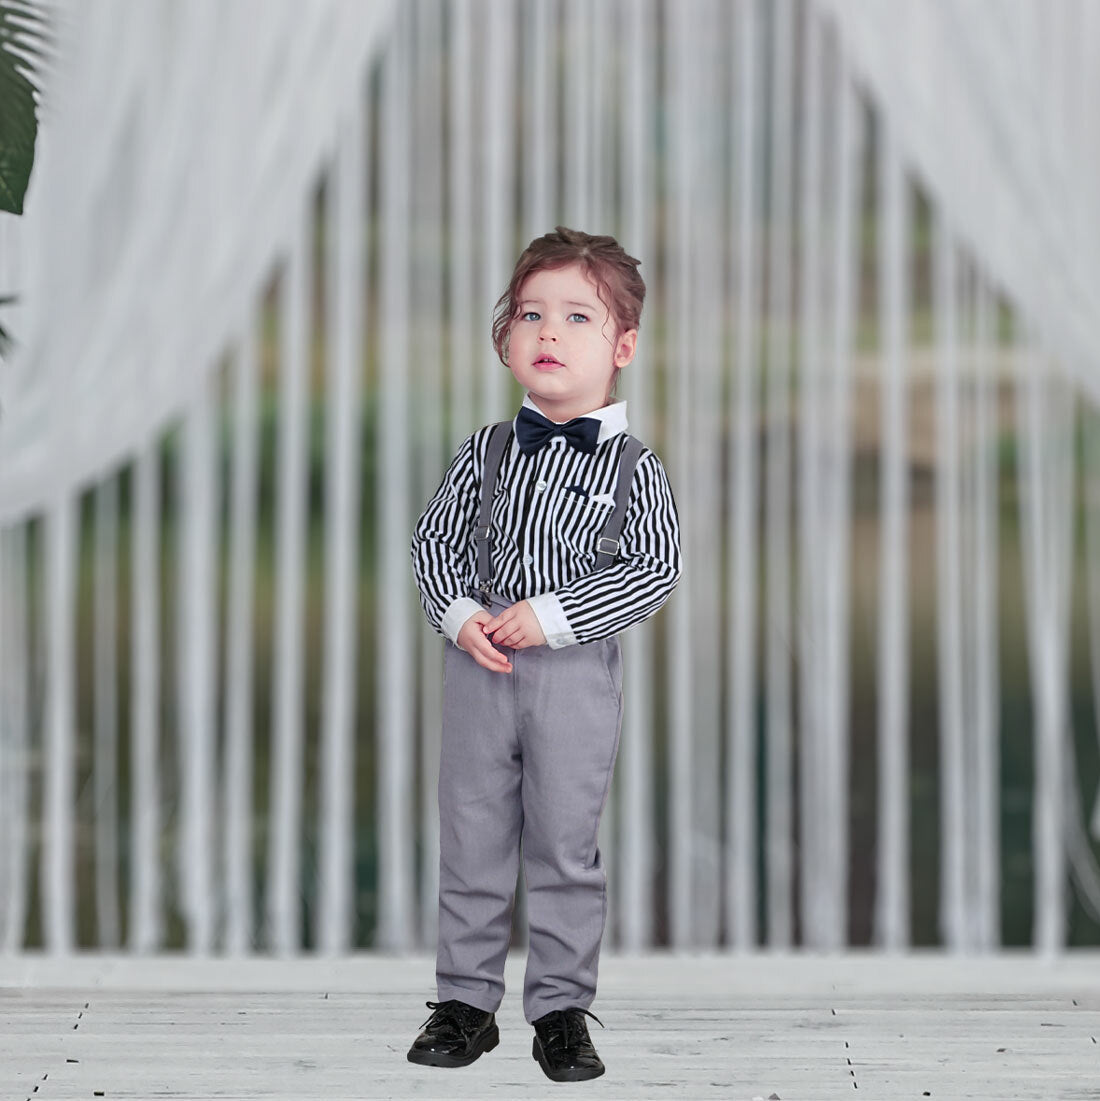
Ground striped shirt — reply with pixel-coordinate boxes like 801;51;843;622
411;395;681;648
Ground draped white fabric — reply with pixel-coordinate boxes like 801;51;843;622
1;0;1099;955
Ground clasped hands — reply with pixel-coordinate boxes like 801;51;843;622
457;600;546;674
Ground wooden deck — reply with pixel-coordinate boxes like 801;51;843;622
2;952;1098;1099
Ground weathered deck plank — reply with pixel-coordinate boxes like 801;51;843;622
2;953;1097;1099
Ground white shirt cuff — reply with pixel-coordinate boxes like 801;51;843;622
527;591;577;649
441;596;486;648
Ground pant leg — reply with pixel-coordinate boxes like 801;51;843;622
435;633;523;1013
518;635;624;1023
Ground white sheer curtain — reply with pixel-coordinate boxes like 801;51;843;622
1;0;1099;956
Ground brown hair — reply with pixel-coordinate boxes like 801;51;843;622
491;226;645;401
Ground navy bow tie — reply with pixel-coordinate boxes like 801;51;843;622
515;406;601;455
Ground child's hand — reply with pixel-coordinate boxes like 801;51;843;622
484;600;547;650
457;611;513;674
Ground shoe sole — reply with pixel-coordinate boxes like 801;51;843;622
406;1024;499;1068
532;1035;606;1082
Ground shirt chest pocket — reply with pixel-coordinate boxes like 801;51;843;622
489;492;519;556
552;488;617;558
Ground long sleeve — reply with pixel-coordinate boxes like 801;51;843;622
410;431;484;640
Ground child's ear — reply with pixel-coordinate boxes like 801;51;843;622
614;329;637;368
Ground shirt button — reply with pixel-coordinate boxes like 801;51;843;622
535;480;547;492
523;554;534;566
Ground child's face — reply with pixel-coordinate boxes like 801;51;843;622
506;263;636;420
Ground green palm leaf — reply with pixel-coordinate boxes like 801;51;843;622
0;0;51;215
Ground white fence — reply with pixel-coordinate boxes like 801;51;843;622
2;0;1100;955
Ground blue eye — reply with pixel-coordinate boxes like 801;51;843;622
568;312;589;323
521;310;540;322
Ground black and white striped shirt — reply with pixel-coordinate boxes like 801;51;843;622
411;394;681;648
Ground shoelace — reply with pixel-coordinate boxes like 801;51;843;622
537;1006;604;1055
419;998;486;1036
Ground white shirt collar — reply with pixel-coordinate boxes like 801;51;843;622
517;393;629;446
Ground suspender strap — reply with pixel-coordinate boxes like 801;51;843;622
474;421;513;606
595;434;644;570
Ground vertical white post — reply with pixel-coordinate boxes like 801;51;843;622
0;524;30;953
318;105;368;957
1015;316;1074;955
448;0;476;449
219;9;256;957
43;490;76;953
873;113;911;949
933;206;967;952
589;0;610;231
522;0;555;240
972;277;1000;949
618;0;656;953
223;313;260;956
686;0;726;948
727;0;762;951
178;370;219;954
1084;403;1100;842
563;0;591;227
267;199;312;955
94;475;121;948
958;264;978;950
764;0;794;949
797;0;827;947
375;5;415;950
483;0;517;423
412;0;445;954
821;60;860;948
666;0;696;950
130;441;162;952
591;0;616;940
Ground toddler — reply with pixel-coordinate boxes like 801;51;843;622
408;226;681;1082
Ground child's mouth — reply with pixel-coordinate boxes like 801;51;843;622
534;356;563;370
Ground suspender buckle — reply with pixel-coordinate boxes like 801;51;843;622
597;536;620;558
474;525;491;543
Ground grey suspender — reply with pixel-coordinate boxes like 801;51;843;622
474;422;514;606
473;421;645;607
596;432;643;568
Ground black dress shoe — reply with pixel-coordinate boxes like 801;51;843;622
531;1006;606;1082
407;998;500;1068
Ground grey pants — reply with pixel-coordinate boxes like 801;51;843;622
435;594;624;1024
